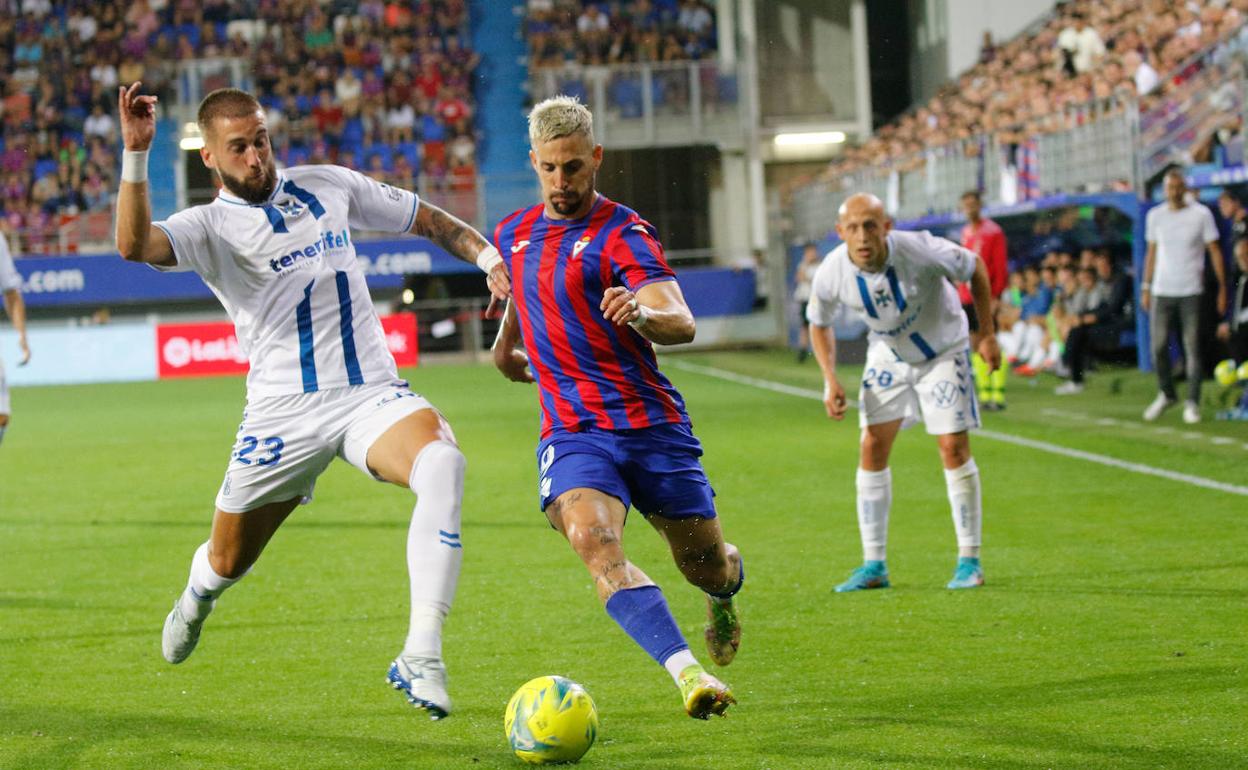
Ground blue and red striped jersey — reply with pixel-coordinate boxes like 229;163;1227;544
494;194;690;437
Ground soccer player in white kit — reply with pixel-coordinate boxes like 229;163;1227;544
0;230;31;447
115;84;510;720
806;194;1001;592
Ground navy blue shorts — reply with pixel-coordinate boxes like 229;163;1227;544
535;422;717;519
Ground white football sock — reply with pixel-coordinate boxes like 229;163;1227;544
663;648;699;683
944;459;982;556
856;467;891;562
403;440;466;660
180;541;241;620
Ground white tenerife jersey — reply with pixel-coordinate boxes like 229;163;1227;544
806;229;978;364
155;165;420;399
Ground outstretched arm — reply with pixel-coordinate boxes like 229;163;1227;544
2;288;28;364
491;298;534;383
410;201;510;303
600;279;695;345
114;82;174;266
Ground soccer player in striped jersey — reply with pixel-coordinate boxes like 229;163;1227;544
491;96;742;720
0;229;31;447
115;84;510;720
807;193;1000;592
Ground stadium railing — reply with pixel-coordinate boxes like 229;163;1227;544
529;60;744;149
790;29;1248;242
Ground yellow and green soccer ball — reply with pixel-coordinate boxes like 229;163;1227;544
1214;359;1248;387
504;675;598;765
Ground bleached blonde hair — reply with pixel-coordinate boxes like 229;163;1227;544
528;95;595;147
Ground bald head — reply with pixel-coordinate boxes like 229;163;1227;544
838;193;887;222
835;192;892;272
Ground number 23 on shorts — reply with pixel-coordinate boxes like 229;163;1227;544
233;435;285;467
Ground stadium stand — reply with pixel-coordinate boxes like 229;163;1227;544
524;0;718;70
790;0;1248;227
0;0;480;256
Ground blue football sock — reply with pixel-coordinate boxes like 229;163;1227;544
604;585;689;667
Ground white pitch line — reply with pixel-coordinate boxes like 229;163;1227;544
668;360;1248;498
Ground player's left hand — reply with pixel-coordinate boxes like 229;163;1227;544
486;261;511;303
601;286;642;326
18;335;30;365
976;333;1001;372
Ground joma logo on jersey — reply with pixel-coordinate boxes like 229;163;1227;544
510;240;530;254
269;228;352;273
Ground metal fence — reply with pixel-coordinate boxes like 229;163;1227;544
529;60;745;149
790;38;1248;243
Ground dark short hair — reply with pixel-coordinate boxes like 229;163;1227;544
197;88;263;135
961;190;982;201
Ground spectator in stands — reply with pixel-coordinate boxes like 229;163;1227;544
1142;169;1227;423
83;103;116;141
1056;250;1134;394
1123;49;1160;96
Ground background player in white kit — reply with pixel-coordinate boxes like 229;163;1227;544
806;194;1001;592
0;229;31;447
115;84;510;720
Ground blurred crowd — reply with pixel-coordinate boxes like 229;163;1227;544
525;0;717;69
0;0;479;254
821;0;1248;183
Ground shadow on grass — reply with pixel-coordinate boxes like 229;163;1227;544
0;706;465;770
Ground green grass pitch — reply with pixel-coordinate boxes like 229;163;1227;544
1;349;1244;769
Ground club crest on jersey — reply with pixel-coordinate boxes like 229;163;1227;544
572;235;592;258
510;240;530;254
275;198;305;218
873;288;892;309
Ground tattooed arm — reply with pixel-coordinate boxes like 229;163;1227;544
409;200;510;301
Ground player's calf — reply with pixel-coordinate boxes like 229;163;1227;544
161;541;244;663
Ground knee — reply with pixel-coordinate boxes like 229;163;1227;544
939;436;972;467
0;414;8;427
410;440;466;494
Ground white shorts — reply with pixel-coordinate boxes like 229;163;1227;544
858;345;981;435
215;380;434;513
0;355;8;416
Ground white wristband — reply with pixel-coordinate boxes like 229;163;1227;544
476;245;502;272
1140;283;1151;291
121;149;149;183
627;303;650;329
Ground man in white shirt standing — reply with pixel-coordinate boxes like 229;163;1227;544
1141;169;1227;424
0;229;31;447
115;84;510;720
807;194;1000;593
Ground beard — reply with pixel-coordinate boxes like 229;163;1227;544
549;191;583;216
218;161;277;204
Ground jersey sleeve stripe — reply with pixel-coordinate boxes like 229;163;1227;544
403;195;419;233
